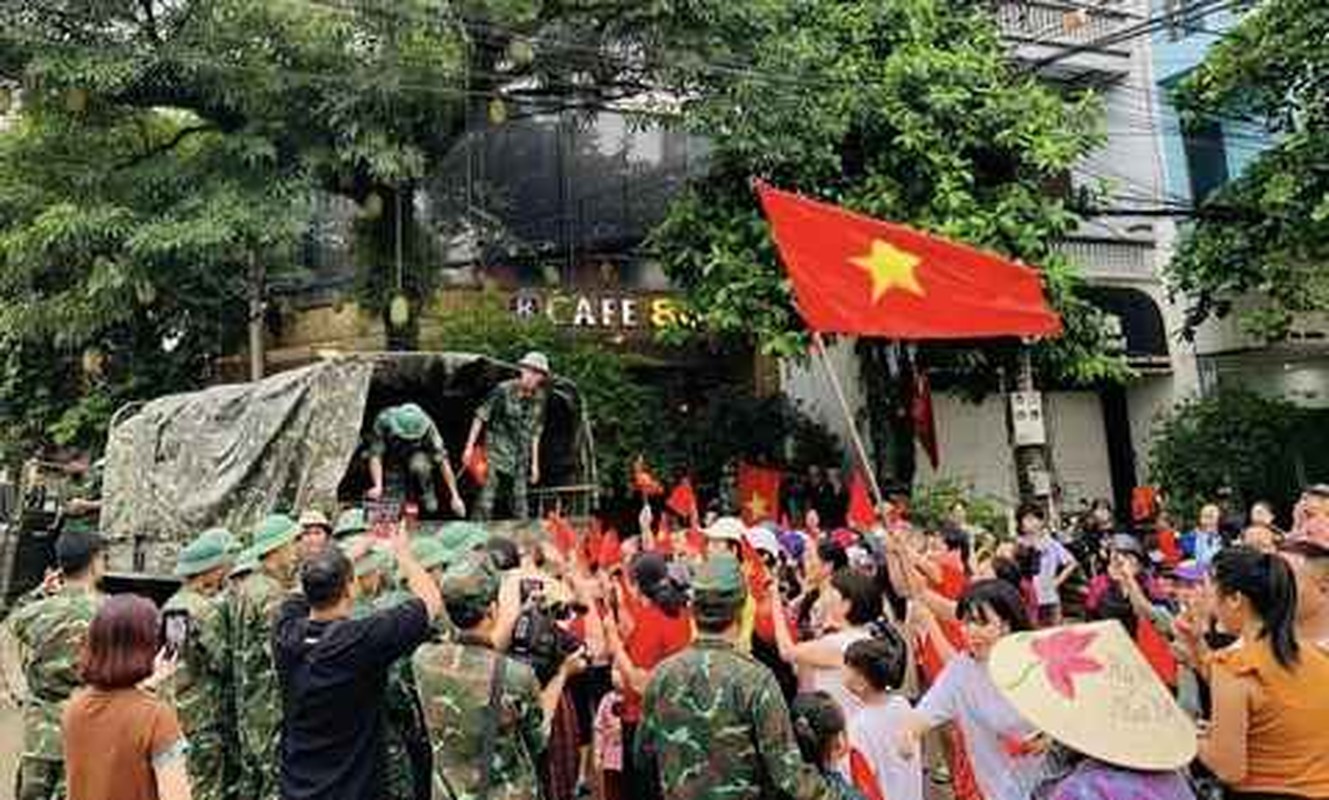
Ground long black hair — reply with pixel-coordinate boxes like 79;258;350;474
958;578;1033;632
789;691;845;767
1212;546;1300;669
830;568;883;627
630;552;688;617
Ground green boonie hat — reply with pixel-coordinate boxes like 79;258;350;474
349;541;393;578
334;508;368;538
385;403;432;441
692;553;747;623
174;527;238;578
440;555;500;618
411;536;450;571
251;514;300;559
229;545;259;579
438;521;489;559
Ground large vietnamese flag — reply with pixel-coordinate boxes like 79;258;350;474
755;182;1062;339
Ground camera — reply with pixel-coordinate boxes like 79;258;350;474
508;590;585;685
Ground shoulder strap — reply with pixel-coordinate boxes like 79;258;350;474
476;652;506;800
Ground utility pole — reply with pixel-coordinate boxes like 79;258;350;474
1011;344;1053;515
247;251;266;382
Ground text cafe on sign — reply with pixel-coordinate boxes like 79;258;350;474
510;291;693;332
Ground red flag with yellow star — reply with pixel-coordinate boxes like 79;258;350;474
738;463;781;525
755;182;1062;338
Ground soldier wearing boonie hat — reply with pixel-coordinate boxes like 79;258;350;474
464;352;551;522
365;403;467;519
297;510;333;558
334;507;369;540
163;527;239;800
413;553;574;799
229;513;301;800
636;552;832;800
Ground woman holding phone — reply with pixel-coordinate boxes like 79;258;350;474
62;593;190;800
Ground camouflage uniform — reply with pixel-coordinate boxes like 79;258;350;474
7;585;101;800
372;589;432;800
229;566;293;800
369;404;452;514
474;380;546;521
163;587;233;800
636;555;831;800
413;557;546;800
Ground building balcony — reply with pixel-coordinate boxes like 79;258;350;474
1055;237;1157;283
996;0;1139;82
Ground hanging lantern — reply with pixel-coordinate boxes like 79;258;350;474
360;192;384;220
488;98;508;125
81;347;106;378
135;281;157;306
507;39;535;67
64;87;88;114
388;293;411;328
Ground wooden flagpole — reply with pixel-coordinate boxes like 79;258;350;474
811;331;885;509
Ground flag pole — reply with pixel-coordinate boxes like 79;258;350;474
811;332;885;509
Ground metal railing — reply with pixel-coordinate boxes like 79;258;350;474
995;0;1135;48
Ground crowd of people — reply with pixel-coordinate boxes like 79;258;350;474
6;479;1329;800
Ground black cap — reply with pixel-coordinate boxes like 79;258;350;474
55;530;105;575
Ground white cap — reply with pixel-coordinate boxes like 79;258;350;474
745;527;781;558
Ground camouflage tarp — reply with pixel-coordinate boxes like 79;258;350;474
101;360;373;572
98;352;596;576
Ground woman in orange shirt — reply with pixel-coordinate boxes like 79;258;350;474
1201;546;1329;799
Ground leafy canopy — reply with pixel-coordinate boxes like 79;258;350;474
0;0;720;458
1169;0;1329;339
650;0;1121;387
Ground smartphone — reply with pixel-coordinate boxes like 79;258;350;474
365;500;402;539
161;609;191;657
519;577;546;604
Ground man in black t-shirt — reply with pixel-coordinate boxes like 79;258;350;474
273;527;443;800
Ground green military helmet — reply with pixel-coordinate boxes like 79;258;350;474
346;539;393;579
438;521;489;564
410;536;450;572
250;513;300;558
334;507;368;539
174;527;238;578
440;554;501;619
692;552;747;626
381;402;433;441
229;544;260;580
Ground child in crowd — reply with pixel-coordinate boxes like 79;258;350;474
789;692;878;800
844;636;924;800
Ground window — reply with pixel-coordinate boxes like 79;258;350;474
1183;118;1229;202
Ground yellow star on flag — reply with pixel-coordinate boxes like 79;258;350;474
744;492;770;521
850;239;925;302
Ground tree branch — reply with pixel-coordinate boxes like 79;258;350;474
115;123;216;170
139;0;160;44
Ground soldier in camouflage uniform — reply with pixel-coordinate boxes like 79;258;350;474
163;528;239;800
367;403;467;518
228;514;300;800
636;554;832;800
413;554;581;800
464;352;550;521
7;530;106;800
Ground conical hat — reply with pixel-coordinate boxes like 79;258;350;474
988;620;1196;771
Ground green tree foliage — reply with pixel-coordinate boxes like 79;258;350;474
1148;388;1304;522
0;0;716;459
1169;0;1329;339
648;0;1123;486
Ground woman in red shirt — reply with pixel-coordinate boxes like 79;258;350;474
603;552;692;800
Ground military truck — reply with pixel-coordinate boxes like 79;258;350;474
2;352;597;605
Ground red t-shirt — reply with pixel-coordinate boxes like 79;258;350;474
620;603;693;723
